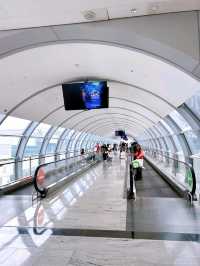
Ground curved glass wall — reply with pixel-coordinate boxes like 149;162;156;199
139;95;200;197
24;123;51;157
23;123;52;173
0;116;30;135
186;90;200;118
46;127;65;154
0;116;31;185
0;116;30;159
184;130;200;154
31;123;51;138
59;129;74;157
0;113;113;188
2;92;200;196
169;110;191;131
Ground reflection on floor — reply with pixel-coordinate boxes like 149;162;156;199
0;232;200;266
0;154;200;265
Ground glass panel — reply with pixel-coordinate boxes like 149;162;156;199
60;138;68;153
154;138;162;150
0;163;15;186
24;138;43;157
186;90;200;118
160;119;174;134
46;138;58;154
150;127;160;137
145;149;195;193
70;132;82;152
22;157;39;177
31;123;51;137
0;136;20;159
81;134;90;149
157;123;168;136
142;131;150;140
172;135;185;161
184;130;200;154
51;127;65;139
158;137;167;151
0;113;5;122
45;127;65;155
59;130;74;154
45;155;55;164
79;133;87;148
165;136;175;153
0;116;30;135
169;110;191;131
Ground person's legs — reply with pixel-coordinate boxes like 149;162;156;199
128;165;134;199
135;167;142;180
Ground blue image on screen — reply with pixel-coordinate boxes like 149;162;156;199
81;81;104;109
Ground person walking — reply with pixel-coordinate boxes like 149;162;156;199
128;144;144;199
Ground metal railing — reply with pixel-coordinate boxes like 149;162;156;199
33;151;101;198
0;150;93;189
144;148;197;201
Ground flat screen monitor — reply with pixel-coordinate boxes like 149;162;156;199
115;130;125;137
62;81;109;110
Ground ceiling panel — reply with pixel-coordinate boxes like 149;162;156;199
108;0;200;19
0;42;199;138
0;0;200;30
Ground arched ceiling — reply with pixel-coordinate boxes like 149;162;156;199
79;121;138;138
0;42;200;138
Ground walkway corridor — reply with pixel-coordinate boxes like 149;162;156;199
0;155;200;265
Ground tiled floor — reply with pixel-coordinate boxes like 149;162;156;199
0;233;200;266
0;154;200;265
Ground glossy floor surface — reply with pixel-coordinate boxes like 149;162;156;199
0;154;200;265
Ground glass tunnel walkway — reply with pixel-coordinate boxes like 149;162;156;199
0;152;200;265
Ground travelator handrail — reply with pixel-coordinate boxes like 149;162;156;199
33;151;97;198
144;148;197;200
145;147;193;167
0;150;84;167
0;150;92;189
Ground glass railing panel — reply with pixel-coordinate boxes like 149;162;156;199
34;152;98;197
0;162;15;186
144;148;196;197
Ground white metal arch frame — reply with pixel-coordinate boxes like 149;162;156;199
21;95;160;148
0;14;199;79
0;80;169;127
74;115;145;148
65;111;150;152
67;114;148;154
151;125;169;152
70;112;151;132
157;122;178;152
82;123;138;148
76;119;144;152
77;117;154;147
165;115;193;160
0;40;199;174
0;42;198;128
15;121;39;178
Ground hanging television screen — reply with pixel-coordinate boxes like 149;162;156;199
115;130;125;137
62;81;109;110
